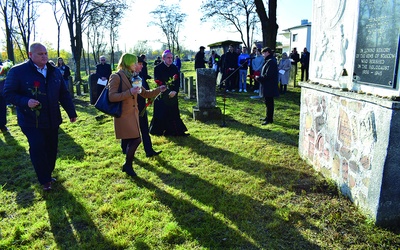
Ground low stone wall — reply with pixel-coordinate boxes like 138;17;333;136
299;82;400;227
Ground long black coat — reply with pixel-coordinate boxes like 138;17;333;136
194;51;206;69
95;63;112;80
257;55;280;98
149;62;187;136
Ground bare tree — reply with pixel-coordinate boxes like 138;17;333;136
130;40;152;56
105;2;126;69
149;2;187;55
201;0;258;49
201;0;278;50
57;0;100;84
10;0;39;59
0;0;15;61
254;0;278;49
48;0;65;57
86;11;107;65
85;1;126;70
57;0;127;83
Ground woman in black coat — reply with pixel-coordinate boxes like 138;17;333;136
255;47;279;125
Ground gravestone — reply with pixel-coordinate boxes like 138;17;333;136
184;76;195;100
188;76;195;99
89;73;98;104
183;77;188;95
192;68;221;121
179;72;185;89
298;0;400;227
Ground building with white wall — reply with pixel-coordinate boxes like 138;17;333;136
279;19;312;54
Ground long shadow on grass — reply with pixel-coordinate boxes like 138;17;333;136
133;171;258;248
212;90;301;132
0;131;37;208
57;128;85;160
203;115;298;147
44;184;123;250
167;135;289;178
136;158;320;249
167;136;330;198
214;85;301;107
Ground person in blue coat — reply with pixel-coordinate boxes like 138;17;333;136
4;42;77;191
173;55;182;72
255;47;279;125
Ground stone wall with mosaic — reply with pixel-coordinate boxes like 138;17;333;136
299;83;400;226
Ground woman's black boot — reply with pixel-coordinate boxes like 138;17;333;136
122;163;137;177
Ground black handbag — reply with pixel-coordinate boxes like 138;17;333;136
94;73;123;118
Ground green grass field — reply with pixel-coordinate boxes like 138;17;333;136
1;62;399;249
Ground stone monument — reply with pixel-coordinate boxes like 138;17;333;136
192;68;221;121
299;0;400;227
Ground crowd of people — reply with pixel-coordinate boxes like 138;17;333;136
0;42;309;191
194;44;310;125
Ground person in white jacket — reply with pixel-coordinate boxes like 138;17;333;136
278;52;292;94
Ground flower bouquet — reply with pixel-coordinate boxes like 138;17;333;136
139;93;160;117
139;74;179;116
157;74;179;106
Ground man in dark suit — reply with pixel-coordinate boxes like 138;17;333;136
194;46;207;70
95;55;112;99
4;42;77;191
223;44;239;92
290;47;300;85
300;47;310;81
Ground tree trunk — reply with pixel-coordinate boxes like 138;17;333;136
74;26;82;84
57;25;61;57
254;0;278;50
5;21;15;62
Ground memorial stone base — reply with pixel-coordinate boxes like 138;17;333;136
299;82;400;227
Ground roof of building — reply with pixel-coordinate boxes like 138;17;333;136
282;23;312;32
207;40;242;48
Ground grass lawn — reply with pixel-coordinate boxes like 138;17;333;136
0;62;399;249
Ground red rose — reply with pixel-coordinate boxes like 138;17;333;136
145;99;153;107
155;79;163;86
33;81;40;88
173;74;179;80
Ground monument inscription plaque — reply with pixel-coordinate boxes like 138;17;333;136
353;0;400;88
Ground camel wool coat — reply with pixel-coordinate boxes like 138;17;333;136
108;70;161;139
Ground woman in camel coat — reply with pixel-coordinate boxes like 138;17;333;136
108;53;166;177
